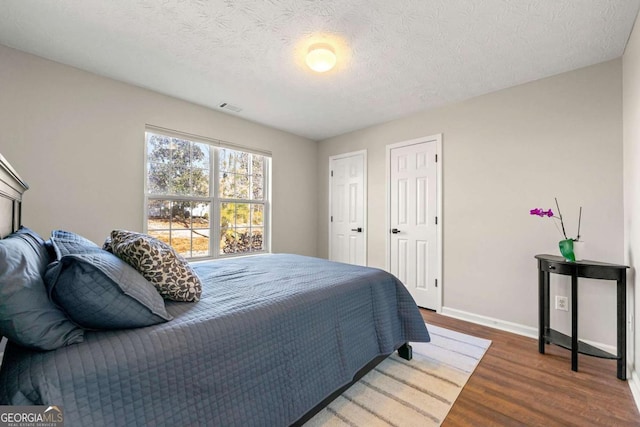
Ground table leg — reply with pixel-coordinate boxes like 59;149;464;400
544;271;550;344
571;273;578;372
617;275;626;380
538;266;545;354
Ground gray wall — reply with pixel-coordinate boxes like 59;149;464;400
0;44;318;257
623;12;640;389
318;60;624;346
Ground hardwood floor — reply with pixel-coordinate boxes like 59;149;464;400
420;309;640;426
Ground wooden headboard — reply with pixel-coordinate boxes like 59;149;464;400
0;154;29;238
0;154;28;350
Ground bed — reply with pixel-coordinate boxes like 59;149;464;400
0;154;430;426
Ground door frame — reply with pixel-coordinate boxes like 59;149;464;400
328;150;368;265
385;134;443;312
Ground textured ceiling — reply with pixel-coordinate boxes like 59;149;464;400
1;1;639;141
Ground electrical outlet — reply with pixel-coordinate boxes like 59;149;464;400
555;296;569;311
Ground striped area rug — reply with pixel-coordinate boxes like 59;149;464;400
305;324;491;426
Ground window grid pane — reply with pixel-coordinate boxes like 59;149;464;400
218;149;265;202
219;201;266;255
146;199;211;258
147;133;211;198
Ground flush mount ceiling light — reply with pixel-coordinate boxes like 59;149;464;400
306;43;336;73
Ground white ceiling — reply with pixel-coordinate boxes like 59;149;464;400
1;1;639;141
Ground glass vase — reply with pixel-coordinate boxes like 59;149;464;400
559;239;575;262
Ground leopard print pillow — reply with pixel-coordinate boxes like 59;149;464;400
109;230;202;302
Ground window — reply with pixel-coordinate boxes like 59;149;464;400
145;130;270;259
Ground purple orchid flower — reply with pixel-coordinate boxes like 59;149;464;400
530;199;581;241
530;208;555;217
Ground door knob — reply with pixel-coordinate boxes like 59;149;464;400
391;228;401;234
351;227;363;232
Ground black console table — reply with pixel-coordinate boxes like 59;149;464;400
535;254;629;380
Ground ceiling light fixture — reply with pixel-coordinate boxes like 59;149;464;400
306;43;336;73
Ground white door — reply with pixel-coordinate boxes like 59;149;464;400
389;140;439;309
330;151;367;266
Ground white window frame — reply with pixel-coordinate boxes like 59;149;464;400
143;125;271;260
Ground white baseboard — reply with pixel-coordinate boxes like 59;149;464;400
629;369;640;413
440;306;617;354
440;306;539;339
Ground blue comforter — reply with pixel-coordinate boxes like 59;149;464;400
0;254;429;426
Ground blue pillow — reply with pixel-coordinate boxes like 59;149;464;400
0;227;84;350
46;231;172;330
50;229;100;255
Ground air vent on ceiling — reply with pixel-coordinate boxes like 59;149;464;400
219;102;242;113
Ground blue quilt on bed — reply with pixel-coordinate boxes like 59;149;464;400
0;254;429;426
